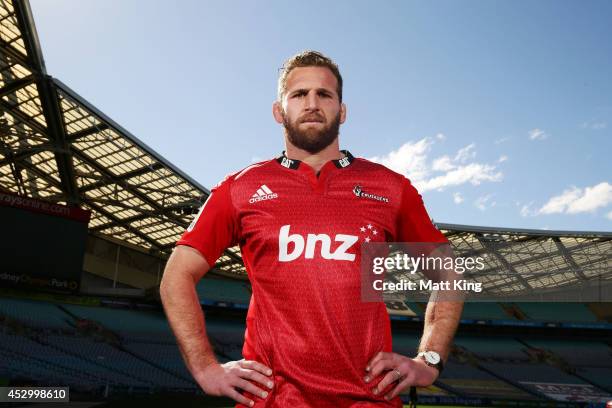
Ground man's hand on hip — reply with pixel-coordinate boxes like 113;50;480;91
194;359;274;407
363;352;439;401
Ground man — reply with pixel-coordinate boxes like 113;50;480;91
160;50;463;407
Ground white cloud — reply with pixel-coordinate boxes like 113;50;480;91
520;202;537;217
436;133;446;141
420;163;502;192
607;210;612;221
367;138;432;182
498;155;508;163
368;138;503;193
528;128;548;141
453;192;464;204
539;182;612;215
566;182;612;213
495;137;509;145
454;143;476;163
432;156;455;172
475;194;496;211
539;187;582;214
581;120;607;130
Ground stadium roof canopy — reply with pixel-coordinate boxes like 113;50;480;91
0;0;244;274
1;0;610;292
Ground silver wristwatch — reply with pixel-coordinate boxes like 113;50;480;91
417;350;444;374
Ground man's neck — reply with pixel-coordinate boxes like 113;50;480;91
284;140;344;174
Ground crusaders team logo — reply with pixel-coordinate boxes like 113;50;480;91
353;185;390;203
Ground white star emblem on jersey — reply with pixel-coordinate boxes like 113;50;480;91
365;237;371;242
372;230;378;235
367;224;373;229
360;226;366;232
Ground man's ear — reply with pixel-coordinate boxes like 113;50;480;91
272;101;284;124
340;102;347;124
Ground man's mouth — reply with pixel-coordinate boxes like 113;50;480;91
300;116;324;124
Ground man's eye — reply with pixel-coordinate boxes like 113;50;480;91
293;92;305;98
318;92;331;98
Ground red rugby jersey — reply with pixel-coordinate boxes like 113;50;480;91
177;150;447;407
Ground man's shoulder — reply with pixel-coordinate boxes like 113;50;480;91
215;158;278;188
233;158;278;181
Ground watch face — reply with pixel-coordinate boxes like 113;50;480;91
424;351;441;365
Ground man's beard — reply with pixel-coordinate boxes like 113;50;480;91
282;110;341;154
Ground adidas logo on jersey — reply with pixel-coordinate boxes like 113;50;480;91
278;224;358;262
249;185;278;204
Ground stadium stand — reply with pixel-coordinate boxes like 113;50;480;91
575;367;612;392
522;339;612;368
206;319;248;362
122;341;194;380
0;297;72;329
515;302;600;322
459;303;514;321
61;303;175;341
454;336;530;361
479;361;584;385
196;278;252;307
438;361;536;400
392;332;420;356
3;294;612;404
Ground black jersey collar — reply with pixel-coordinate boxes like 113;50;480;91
276;150;355;170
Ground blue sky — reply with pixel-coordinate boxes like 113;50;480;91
30;0;612;232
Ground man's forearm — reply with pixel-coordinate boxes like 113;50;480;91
418;299;463;361
160;273;218;377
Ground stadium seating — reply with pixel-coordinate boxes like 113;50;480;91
439;361;536;400
206;319;246;362
391;332;420;356
515;302;599;323
0;329;142;389
460;303;513;320
61;303;174;341
522;338;612;367
454;336;530;361
44;334;193;389
196;278;252;305
575;366;612;392
0;297;72;329
479;361;585;384
3;296;611;404
122;341;194;381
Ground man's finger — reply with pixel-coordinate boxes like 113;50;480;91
366;351;392;371
235;378;269;400
385;376;412;400
225;385;254;407
239;359;273;376
238;368;274;389
365;358;395;383
372;369;403;396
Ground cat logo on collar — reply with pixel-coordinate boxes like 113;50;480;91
280;157;295;168
337;156;351;168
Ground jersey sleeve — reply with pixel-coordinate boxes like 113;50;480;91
176;175;240;266
396;177;448;243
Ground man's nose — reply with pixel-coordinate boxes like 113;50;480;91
304;91;320;110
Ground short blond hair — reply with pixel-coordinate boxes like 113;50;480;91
277;50;343;102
